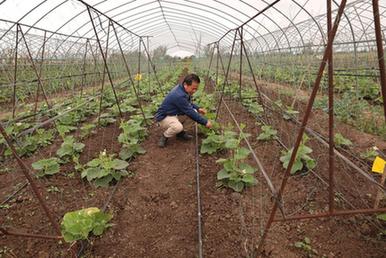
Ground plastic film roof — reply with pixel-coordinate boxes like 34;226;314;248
0;0;385;56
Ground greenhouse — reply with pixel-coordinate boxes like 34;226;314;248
0;0;385;257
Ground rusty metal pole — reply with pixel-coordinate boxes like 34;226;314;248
12;25;19;119
240;35;269;123
215;30;237;121
216;42;219;86
97;20;111;124
206;43;215;80
0;227;62;240
140;39;164;96
80;39;89;98
137;37;142;100
0;124;61;235
18;25;51;110
88;40;99;86
87;8;123;117
34;30;47;113
256;0;348;253
372;0;386;121
239;27;243;100
327;0;335;213
146;36;151;95
111;23;148;126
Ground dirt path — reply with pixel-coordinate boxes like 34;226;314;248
90;124;199;257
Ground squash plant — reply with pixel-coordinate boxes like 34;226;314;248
334;133;352;148
216;129;257;192
80;123;96;139
360;148;378;162
200;129;238;154
283;106;299;120
56;136;85;163
257;125;278;141
246;102;264;116
280;135;316;175
57;124;77;138
81;150;129;187
61;207;112;242
118;119;147;160
32;157;60;177
5;128;54;157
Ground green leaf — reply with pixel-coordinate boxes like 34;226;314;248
225;138;239;149
85;167;107;181
111;159;129;170
334;133;353;147
94;175;114;187
239;163;256;174
377;213;386;221
227;181;244;192
217;169;230;180
241;174;257;185
294;242;304;248
235;147;250;160
32;158;60;177
87;159;100;167
61;207;112;242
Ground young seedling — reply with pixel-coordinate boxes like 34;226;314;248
283;106;299;120
216;127;257;192
80;123;96;139
360;148;378;162
118;119;147;160
280;135;316;175
32;158;60;177
60;207;112;242
81;150;129;187
56;136;85;163
334;133;353;148
257;125;278;141
293;237;318;257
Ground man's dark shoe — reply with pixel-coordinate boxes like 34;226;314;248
176;131;193;141
158;135;168;148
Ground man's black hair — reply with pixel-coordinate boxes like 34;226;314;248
183;73;200;85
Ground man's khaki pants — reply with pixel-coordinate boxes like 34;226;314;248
159;115;192;138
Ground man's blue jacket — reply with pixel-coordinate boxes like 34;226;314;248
155;84;208;125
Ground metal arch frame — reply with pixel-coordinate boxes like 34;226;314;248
2;0;386;57
0;0;49;41
112;11;233;44
239;0;293;52
210;0;283;53
48;0;248;59
17;0;267;58
156;0;179;47
79;0;272;51
163;0;275;51
106;0;273;52
105;6;237;46
259;0;306;48
124;18;231;45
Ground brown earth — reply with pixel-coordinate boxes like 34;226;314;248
0;74;385;257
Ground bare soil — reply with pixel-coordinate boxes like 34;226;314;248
0;75;385;257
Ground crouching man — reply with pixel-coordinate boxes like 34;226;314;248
155;73;212;147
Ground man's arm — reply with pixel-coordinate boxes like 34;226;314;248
175;97;208;125
192;103;200;110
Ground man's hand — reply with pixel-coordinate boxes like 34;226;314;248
205;120;212;128
198;108;207;115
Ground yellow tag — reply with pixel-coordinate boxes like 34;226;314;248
135;73;142;81
372;156;386;174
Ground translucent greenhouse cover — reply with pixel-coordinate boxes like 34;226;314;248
0;0;385;56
